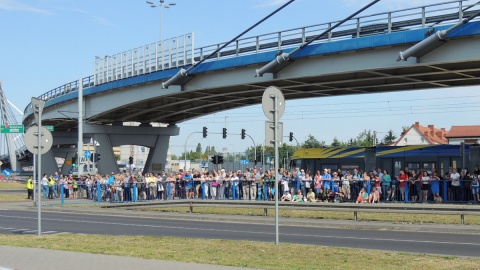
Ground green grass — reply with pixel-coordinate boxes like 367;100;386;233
138;206;480;225
0;193;28;202
0;181;24;190
0;235;477;270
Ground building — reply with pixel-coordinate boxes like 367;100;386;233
392;122;448;146
445;125;480;145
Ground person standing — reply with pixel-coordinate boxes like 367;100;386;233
450;168;461;201
398;170;408;202
26;176;34;200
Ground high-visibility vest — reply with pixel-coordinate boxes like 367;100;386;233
73;180;78;189
48;178;55;187
27;178;33;189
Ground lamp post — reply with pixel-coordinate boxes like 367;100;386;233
146;0;176;43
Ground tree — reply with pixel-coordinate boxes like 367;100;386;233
383;129;397;145
355;129;375;147
331;137;342;147
196;143;202;153
302;134;325;148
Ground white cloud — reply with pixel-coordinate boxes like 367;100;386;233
0;0;53;15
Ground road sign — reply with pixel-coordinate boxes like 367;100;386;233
262;86;285;121
24;127;53;155
266;157;271;164
201;155;207;160
44;125;54;131
2;169;12;177
240;160;249;165
84;150;91;159
265;121;283;147
202;161;206;167
1;124;24;133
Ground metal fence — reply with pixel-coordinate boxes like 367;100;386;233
36;178;479;206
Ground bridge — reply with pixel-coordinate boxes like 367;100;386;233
15;0;480;175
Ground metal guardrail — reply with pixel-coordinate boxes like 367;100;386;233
100;199;480;225
23;0;480;115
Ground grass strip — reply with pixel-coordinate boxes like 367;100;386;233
0;193;28;202
137;206;480;225
0;182;24;190
0;234;477;270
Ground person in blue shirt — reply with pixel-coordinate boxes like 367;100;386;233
323;168;332;193
183;170;194;199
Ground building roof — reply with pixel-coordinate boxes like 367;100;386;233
393;122;448;145
446;125;480;138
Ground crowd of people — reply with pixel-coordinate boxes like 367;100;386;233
28;164;480;204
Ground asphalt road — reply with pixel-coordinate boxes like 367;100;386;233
0;209;479;257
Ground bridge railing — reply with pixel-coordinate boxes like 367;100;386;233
94;33;194;85
24;0;480;117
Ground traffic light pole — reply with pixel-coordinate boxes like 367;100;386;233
184;131;201;171
245;134;256;167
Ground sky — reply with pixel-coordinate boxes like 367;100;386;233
1;0;479;156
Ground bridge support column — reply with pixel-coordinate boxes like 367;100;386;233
94;133;118;175
85;124;179;175
144;134;170;174
56;150;77;175
40;149;59;175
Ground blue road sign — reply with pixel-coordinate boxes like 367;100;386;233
202;161;206;167
240;160;249;165
266;157;271;164
84;150;91;159
2;169;12;177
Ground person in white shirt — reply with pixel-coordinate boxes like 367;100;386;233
450;168;461;201
281;191;291;201
231;172;239;199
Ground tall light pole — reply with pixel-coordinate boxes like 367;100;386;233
146;1;176;43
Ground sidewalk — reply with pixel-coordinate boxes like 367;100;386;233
0;246;254;270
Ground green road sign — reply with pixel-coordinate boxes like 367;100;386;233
44;125;54;131
1;124;24;133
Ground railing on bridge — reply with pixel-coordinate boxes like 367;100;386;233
24;0;480;116
94;33;195;85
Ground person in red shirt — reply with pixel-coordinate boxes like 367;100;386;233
398;170;409;202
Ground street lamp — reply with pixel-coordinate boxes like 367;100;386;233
146;0;176;43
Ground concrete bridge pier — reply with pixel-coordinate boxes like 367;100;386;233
85;124;179;175
39;149;59;176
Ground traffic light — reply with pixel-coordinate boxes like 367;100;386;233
289;132;293;142
222;128;227;139
211;155;217;164
129;156;133;164
95;153;101;162
203;126;207;138
241;129;246;139
72;156;77;167
217;155;224;164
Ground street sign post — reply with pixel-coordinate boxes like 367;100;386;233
1;124;24;133
262;85;285;245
